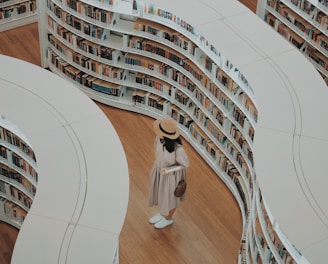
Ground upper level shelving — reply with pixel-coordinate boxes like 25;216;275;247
257;0;328;84
0;0;37;32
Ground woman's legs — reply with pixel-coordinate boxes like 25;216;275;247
165;208;176;220
154;209;175;229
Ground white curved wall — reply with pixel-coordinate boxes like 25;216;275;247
0;55;129;263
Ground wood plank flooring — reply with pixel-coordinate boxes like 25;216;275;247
98;105;242;264
0;1;257;262
239;0;258;13
0;222;18;264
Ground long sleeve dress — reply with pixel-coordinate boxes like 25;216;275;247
149;136;190;216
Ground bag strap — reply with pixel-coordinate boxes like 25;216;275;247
174;144;180;165
175;147;177;164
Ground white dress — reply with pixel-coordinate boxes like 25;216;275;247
149;136;190;216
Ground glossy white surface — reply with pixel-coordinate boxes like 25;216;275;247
0;55;129;263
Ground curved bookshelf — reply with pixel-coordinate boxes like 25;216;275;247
257;0;328;85
0;0;37;32
37;0;328;263
0;54;129;264
0;115;38;229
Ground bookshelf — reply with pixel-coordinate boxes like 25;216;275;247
256;0;328;85
0;116;37;229
0;0;38;32
37;0;328;263
0;54;129;264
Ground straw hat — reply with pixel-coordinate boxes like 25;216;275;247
153;118;180;139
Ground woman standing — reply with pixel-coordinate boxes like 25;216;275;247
149;118;189;229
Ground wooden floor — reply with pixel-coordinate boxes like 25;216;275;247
240;0;257;13
0;222;18;264
0;1;257;263
99;106;242;264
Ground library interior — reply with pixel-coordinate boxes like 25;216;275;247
1;0;328;263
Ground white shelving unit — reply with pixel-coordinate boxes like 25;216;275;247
36;0;328;263
0;0;38;32
256;0;328;85
0;116;38;229
0;54;129;264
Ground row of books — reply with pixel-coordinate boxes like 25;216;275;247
277;22;304;48
66;0;114;24
289;0;315;14
192;122;250;213
133;19;243;98
134;18;195;55
49;31;255;179
141;0;237;90
0;120;38;228
249;191;297;263
133;90;166;113
49;34;125;81
216;69;240;95
270;1;328;37
0;146;37;184
196;86;254;145
181;85;254;168
265;16;328;85
0;198;26;225
68;0;251;114
77;36;115;60
0;164;36;196
168;104;193;128
49;5;258;131
49;48;122;97
129;29;243;100
50;2;107;41
143;2;196;35
50;16;118;63
1;183;33;210
279;4;312;33
135;73;170;93
11;152;37;180
188;122;251;214
0;0;36;20
127;52;238;115
261;203;288;261
193;103;252;174
0;126;36;162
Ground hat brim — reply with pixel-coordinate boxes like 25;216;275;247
153;119;180;139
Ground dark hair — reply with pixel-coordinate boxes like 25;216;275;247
161;136;182;153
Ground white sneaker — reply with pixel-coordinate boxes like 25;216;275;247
154;218;174;229
149;213;163;224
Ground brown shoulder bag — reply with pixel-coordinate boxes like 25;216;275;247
174;179;187;197
173;147;187;197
